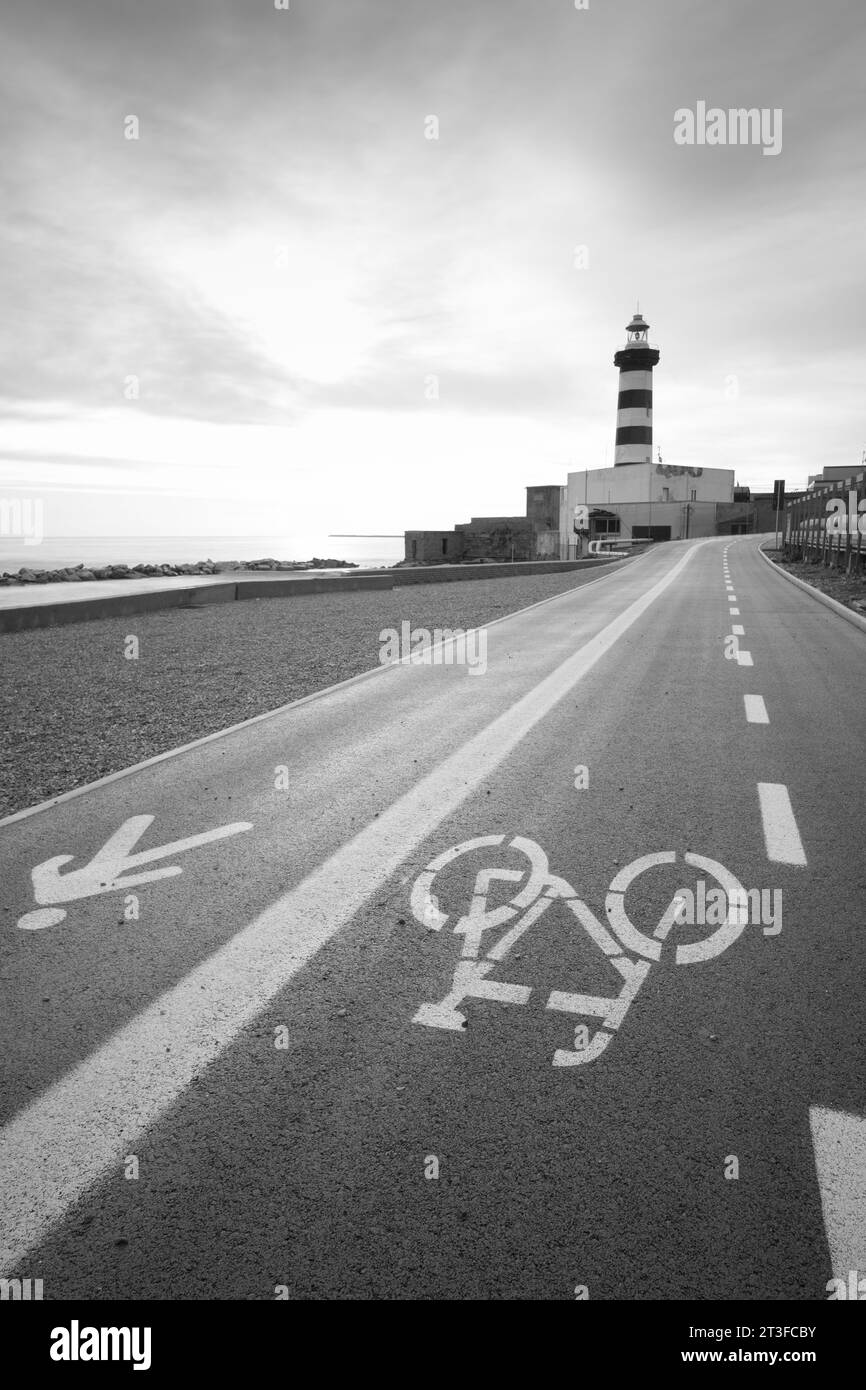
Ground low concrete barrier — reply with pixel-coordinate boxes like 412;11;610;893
0;558;619;633
235;574;393;601
0;582;238;634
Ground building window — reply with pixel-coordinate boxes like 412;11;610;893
441;536;448;555
690;489;697;501
662;487;670;502
593;516;620;534
411;539;417;559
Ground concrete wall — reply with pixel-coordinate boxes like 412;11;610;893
526;484;567;559
567;462;734;508
404;529;466;563
565;462;735;541
454;518;534;562
525;485;561;530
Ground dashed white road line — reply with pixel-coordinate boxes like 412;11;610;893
732;624;744;636
0;542;705;1276
744;694;769;724
730;607;740;615
757;782;807;866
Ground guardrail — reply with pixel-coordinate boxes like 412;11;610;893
783;481;865;574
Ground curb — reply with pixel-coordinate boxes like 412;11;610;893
759;543;866;634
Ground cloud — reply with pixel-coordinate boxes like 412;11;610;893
0;0;863;539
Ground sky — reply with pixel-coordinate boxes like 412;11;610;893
0;0;864;543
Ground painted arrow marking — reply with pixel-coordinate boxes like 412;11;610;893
17;814;253;930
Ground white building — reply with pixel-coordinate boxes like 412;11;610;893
566;461;736;544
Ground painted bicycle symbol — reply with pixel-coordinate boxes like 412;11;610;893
409;835;753;1068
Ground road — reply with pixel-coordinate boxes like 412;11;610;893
0;535;863;1301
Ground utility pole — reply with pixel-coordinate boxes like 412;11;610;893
772;479;785;552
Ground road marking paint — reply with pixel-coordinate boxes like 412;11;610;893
810;1106;866;1284
0;542;705;1274
732;624;744;636
729;607;740;615
743;694;769;724
724;634;753;665
757;783;807;865
17;816;253;930
410;837;754;1066
728;594;737;602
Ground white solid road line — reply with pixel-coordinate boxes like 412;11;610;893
810;1106;866;1285
743;694;769;724
0;543;705;1275
757;782;807;866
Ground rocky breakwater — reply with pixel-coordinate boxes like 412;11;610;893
0;557;359;586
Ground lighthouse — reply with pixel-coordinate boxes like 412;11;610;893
613;308;660;466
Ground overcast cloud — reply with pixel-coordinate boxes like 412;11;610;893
0;0;863;539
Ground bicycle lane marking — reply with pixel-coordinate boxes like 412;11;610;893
409;836;760;1068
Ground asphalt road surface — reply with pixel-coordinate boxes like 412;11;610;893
1;536;863;1301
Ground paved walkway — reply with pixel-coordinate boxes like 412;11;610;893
0;569;362;610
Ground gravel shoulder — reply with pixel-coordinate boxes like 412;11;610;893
767;552;866;614
0;567;620;818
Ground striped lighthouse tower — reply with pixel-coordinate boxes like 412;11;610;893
613;308;660;466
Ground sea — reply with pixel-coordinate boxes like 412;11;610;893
0;534;404;573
